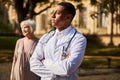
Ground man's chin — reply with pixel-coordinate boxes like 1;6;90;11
52;23;55;26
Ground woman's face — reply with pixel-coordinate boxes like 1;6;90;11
21;24;32;37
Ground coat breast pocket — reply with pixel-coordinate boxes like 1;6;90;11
61;42;71;60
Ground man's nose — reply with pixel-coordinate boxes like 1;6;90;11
52;12;56;18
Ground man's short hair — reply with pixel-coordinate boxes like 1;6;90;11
58;2;76;18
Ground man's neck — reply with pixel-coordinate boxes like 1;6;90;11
58;25;70;31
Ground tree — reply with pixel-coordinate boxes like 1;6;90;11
1;0;55;22
1;0;55;34
90;0;120;46
13;0;55;23
69;0;84;11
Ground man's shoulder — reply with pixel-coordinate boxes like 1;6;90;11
75;30;86;40
41;30;55;39
39;30;55;43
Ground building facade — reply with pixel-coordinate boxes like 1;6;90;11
8;0;120;46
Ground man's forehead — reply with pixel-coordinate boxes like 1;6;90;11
54;5;65;11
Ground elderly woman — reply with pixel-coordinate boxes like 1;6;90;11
10;19;40;80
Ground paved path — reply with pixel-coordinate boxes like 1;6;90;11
79;68;120;80
0;63;120;80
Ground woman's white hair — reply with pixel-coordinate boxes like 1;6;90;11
20;19;35;32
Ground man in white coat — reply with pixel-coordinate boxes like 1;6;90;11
30;2;87;80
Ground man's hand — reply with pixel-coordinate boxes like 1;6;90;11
65;53;71;59
40;58;45;64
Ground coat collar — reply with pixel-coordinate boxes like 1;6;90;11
55;26;73;36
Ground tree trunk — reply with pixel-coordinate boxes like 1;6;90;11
109;13;114;46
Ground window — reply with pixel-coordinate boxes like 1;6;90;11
97;6;108;27
79;8;87;28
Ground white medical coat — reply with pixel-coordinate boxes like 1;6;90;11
30;26;87;80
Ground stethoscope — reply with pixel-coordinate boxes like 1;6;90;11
62;29;77;57
41;28;77;58
41;28;77;80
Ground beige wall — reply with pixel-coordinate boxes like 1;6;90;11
8;0;120;35
100;36;120;46
8;0;120;46
35;0;120;35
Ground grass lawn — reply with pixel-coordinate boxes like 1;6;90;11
85;47;120;56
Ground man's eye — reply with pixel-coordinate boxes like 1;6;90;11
56;12;60;14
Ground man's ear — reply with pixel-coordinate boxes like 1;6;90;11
66;14;72;20
67;16;70;19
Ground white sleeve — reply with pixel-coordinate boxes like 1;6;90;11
43;35;87;76
30;35;54;78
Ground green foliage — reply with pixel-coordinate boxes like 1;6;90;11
12;0;54;22
0;20;13;33
0;36;19;50
85;34;105;49
89;0;120;46
90;0;99;6
70;0;85;11
0;36;18;63
85;34;120;56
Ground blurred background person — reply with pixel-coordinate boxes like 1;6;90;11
10;19;40;80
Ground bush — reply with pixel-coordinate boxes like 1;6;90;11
0;36;19;50
85;34;105;49
0;20;13;33
84;34;120;56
